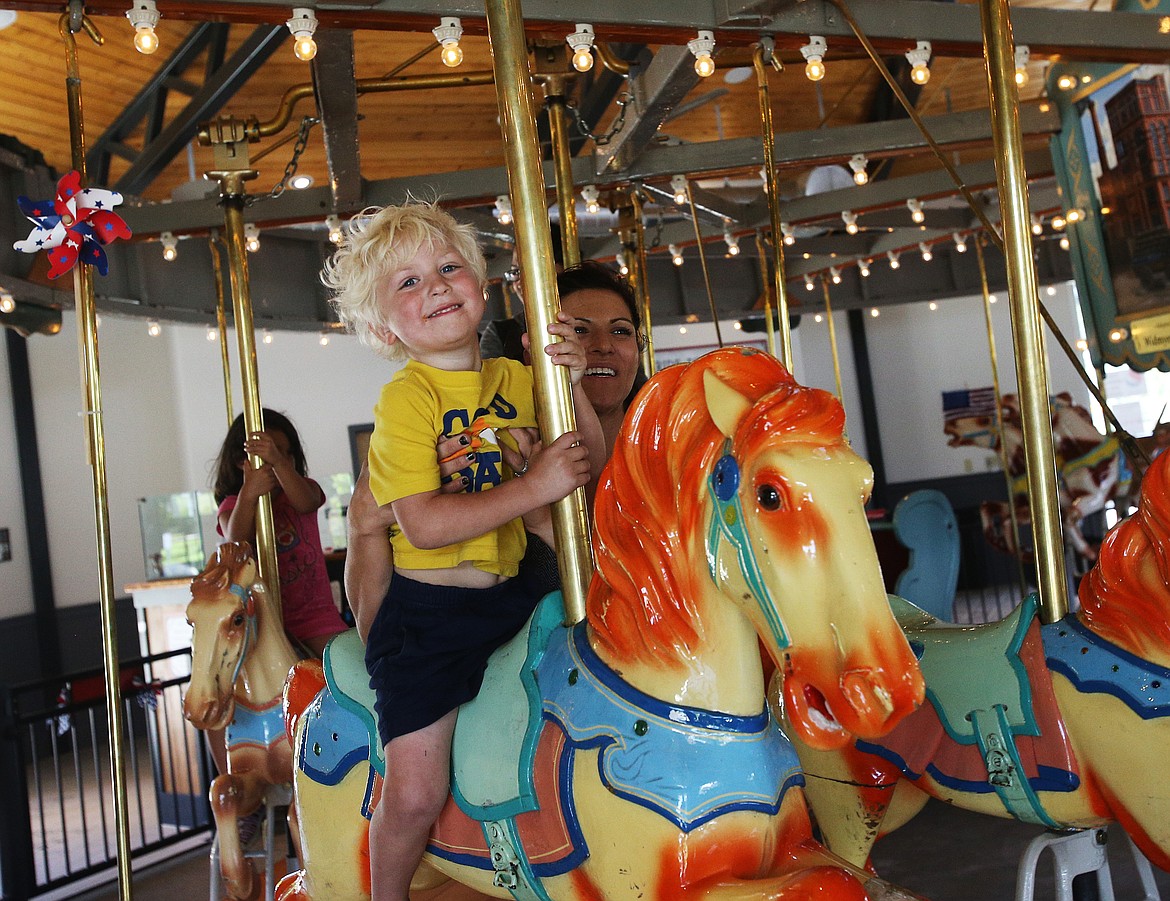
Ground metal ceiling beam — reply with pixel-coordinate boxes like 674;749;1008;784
114;25;285;197
311;29;364;213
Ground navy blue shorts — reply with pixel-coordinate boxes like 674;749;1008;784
365;571;542;747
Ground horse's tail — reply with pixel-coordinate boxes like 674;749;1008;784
283;659;326;747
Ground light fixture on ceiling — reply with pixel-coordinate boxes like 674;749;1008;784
126;0;160;55
325;214;343;245
494;195;513;226
567;24;595;73
859;258;871;277
1060;235;1070;250
919;241;933;262
319;331;330;346
206;327;218;342
906;41;931;85
688;30;716;78
616;251;629;276
842;210;859;235
804;274;816;291
433;16;463;68
1057;73;1077;91
1065;207;1084;224
669;244;684;266
1051;213;1067;230
953;232;968;253
262;329;274;345
289;173;314;190
286;8;318;62
814;314;823;323
929;301;938;311
801;35;827;82
1109;326;1128;343
1031;214;1043;235
870;308;880;318
829;266;842;285
907;197;925;224
887;250;900;269
849;153;869;186
780;222;795;246
580;184;600;214
1014;45;1030;87
670;174;688;205
724;229;740;256
0;289;14;314
244;223;261;253
160;231;178;262
147;319;162;337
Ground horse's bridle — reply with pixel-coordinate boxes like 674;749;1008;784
707;439;790;651
227;581;257;689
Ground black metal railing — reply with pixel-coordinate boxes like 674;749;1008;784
0;648;213;899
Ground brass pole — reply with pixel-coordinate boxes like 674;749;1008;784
629;189;656;376
484;0;592;624
753;230;777;358
685;179;724;347
752;45;793;369
59;9;132;899
209;234;234;428
208;168;282;612
975;236;1029;597
545;87;581;268
979;0;1067;623
821;279;844;401
501;277;515;319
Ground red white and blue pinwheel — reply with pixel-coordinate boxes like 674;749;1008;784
13;170;132;279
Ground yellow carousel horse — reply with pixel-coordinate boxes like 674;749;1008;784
785;445;1170;874
278;348;926;901
184;541;302;900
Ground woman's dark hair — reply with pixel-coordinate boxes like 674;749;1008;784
212;409;308;504
556;260;648;409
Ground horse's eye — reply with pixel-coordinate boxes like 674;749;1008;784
232;614;245;627
757;484;782;511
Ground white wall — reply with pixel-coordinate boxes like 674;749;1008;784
0;334;34;616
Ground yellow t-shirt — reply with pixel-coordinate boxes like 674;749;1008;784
368;358;536;577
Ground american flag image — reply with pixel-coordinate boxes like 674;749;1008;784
942;386;997;421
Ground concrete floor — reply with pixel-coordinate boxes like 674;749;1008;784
71;799;1169;901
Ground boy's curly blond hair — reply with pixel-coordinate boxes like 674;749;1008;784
322;200;487;362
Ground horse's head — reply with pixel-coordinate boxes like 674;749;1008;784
589;349;923;751
183;541;259;730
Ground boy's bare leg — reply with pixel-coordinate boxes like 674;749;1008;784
371;710;459;901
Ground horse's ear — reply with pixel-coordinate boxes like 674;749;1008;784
703;370;752;440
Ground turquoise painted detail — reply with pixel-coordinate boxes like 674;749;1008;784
226;699;285;753
481;818;555;901
970;705;1059;827
706;441;789;651
450;594;563;820
324;629;385;776
893;490;960;621
540;623;803;832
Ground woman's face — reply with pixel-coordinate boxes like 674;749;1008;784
560;288;640;416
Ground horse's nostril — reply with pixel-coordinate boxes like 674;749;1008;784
841;671;893;719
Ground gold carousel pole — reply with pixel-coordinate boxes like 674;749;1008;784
204;123;281;610
975;236;1029;597
753;231;777;358
821;279;845;401
543;76;581;269
753;43;793;369
979;0;1067;622
484;0;592;624
685;179;724;347
209;233;234;428
59;7;133;898
625;190;656;376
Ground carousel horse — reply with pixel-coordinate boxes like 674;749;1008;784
783;443;1170;874
944;392;1127;560
183;541;302;900
276;348;926;901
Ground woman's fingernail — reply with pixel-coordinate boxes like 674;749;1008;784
466;452;476;461
461;476;469;485
460;436;470;446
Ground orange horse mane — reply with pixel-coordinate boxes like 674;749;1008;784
587;348;848;667
1078;449;1170;659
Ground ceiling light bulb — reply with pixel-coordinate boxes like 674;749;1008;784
688;30;716;78
829;266;842;285
567;24;595;73
206;327;217;342
849;153;869;186
244;223;261;253
1109;327;1128;343
1057;73;1077;91
804;274;816;291
907;197;925;224
126;0;160;55
929;301;938;311
325;214;343;244
319;332;330;346
580;184;600;214
433;16;463;68
262;329;273;345
814;314;823;323
859;259;871;277
1065;207;1084;224
1051;214;1066;230
1014;45;1030;86
616;251;629;276
801;35;827;82
953;232;967;253
160;231;178;262
494;195;513;226
289;174;314;190
286;8;318;62
842;210;858;235
1031;214;1043;235
0;291;14;314
989;294;997;304
780;222;795;246
870;308;880;318
887;250;900;269
670;174;688;205
1060;235;1070;250
906;41;931;85
669;244;684;266
919;241;933;262
147;319;161;337
724;230;740;256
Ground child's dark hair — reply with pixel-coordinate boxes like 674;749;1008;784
213;409;308;504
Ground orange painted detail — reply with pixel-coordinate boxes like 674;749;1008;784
283;659;326;746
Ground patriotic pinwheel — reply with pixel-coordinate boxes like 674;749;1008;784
13;170;132;279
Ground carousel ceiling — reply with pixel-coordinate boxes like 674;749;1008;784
0;0;1159;331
